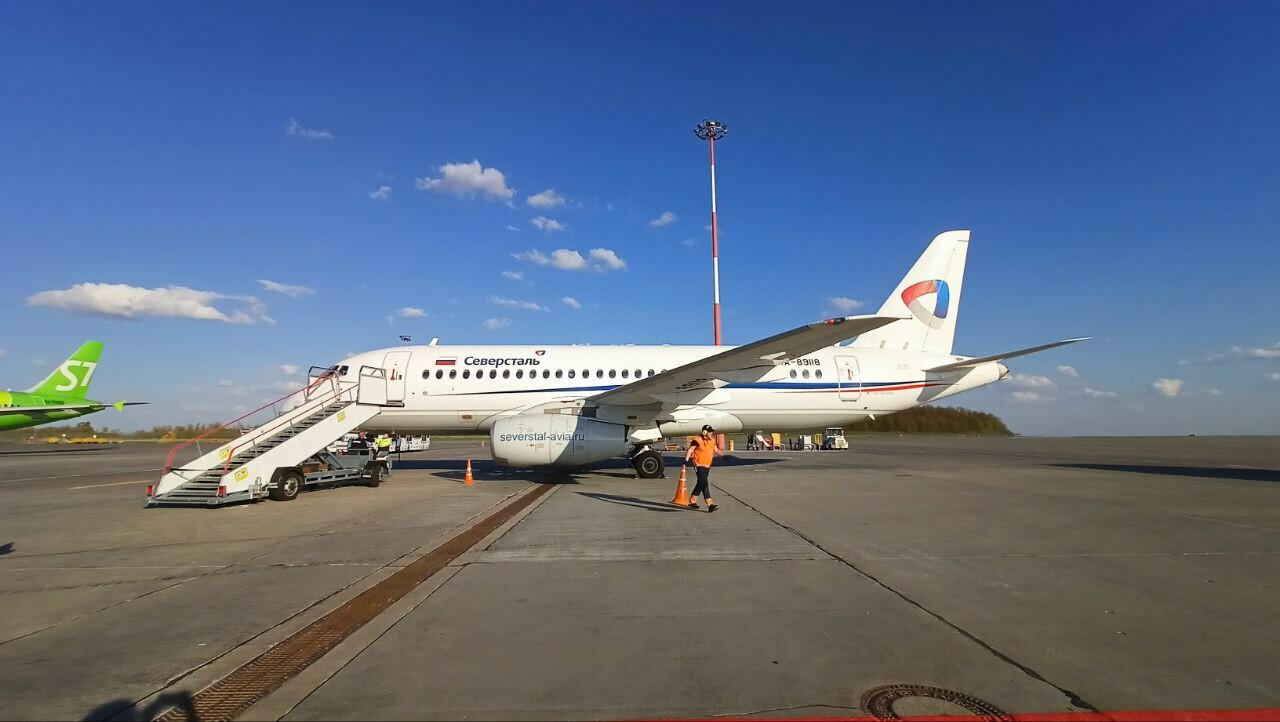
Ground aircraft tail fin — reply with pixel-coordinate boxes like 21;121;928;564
851;230;970;355
27;341;103;400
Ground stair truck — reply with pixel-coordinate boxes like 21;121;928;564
147;365;398;507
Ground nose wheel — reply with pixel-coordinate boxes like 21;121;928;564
631;449;665;479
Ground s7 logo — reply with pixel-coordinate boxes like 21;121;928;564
55;361;97;392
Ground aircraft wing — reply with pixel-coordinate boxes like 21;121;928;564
925;338;1091;372
0;404;106;415
590;314;906;407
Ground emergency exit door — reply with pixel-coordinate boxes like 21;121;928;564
382;351;412;404
835;356;861;402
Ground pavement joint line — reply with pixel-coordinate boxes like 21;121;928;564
149;482;555;722
714;483;1102;715
450;481;564;566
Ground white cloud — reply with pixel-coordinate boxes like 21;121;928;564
415;160;514;200
285;119;332;141
1239;344;1280;359
561;296;582;310
28;283;273;324
279;364;300;376
488;296;548;312
0;348;6;358
368;185;392;201
1153;378;1184;397
527;189;566;209
649;211;678;227
588;248;627;270
501;271;524;281
1011;391;1044;402
827;297;865;313
1081;387;1117;398
1267;372;1280;382
1196;342;1280;363
216;379;236;388
1007;374;1055;389
398;307;427;318
513;248;625;272
531;216;567;233
482;318;511;331
505;224;520;232
681;238;697;247
257;279;315;298
1207;388;1221;396
1057;365;1079;378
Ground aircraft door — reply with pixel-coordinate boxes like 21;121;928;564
382;351;411;404
835;356;861;402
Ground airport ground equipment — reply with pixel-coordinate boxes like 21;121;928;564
265;449;381;502
823;427;849;450
147;365;395;507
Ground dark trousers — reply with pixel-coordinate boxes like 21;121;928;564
691;465;712;499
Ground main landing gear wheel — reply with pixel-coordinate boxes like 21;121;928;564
365;462;382;488
632;450;665;479
269;470;302;501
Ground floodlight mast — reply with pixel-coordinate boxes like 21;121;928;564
694;119;728;345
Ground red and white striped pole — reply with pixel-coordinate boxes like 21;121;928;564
695;120;728;346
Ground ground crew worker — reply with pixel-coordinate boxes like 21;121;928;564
348;431;371;455
684;424;724;512
376;433;393;474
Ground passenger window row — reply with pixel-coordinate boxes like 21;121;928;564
422;368;666;381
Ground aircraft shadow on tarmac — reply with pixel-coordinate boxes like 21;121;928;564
80;691;194;722
0;542;13;556
1050;463;1280;483
394;454;782;484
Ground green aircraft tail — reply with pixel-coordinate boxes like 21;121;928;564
27;341;103;400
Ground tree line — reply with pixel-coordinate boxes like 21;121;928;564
846;405;1012;435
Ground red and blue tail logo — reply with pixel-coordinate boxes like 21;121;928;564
901;279;950;325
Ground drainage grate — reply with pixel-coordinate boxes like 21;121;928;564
860;683;1011;721
154;483;554;722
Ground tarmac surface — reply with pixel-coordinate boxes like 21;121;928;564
0;436;1277;720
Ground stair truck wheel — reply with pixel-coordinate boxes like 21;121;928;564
633;450;665;479
269;469;302;501
365;462;381;488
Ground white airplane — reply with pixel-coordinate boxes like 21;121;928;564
336;230;1086;478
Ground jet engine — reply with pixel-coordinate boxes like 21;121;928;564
490;414;630;467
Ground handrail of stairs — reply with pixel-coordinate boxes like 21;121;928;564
162;366;346;476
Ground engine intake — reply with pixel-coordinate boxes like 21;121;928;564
490;414;630;468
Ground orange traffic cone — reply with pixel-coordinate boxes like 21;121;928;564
464;458;474;485
671;465;691;506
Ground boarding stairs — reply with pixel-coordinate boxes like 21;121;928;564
147;365;395;507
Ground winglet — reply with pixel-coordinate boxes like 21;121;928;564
113;401;148;411
926;337;1091;372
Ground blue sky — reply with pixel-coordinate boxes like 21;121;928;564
1;1;1277;435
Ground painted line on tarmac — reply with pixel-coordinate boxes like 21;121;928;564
0;467;158;484
67;479;148;490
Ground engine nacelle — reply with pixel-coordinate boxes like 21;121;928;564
490;414;630;467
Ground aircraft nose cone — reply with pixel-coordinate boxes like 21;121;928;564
997;362;1010;379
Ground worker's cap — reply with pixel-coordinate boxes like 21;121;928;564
701;424;715;433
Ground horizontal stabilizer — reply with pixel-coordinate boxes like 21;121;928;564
926;338;1090;372
114;401;148;411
